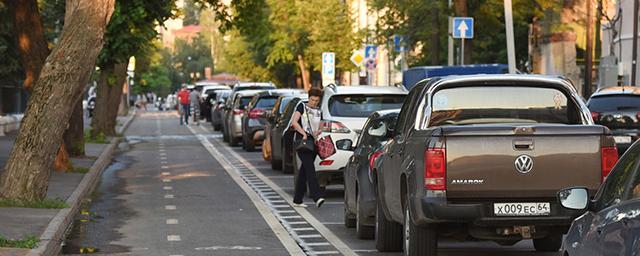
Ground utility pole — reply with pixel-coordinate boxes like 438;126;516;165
584;0;594;96
448;0;454;66
504;0;516;74
632;0;639;85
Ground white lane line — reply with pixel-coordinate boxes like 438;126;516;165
212;136;357;256
298;234;322;238
160;157;167;160
276;210;296;213
187;126;304;255
167;235;181;241
161;161;168;164
160;152;167;156
159;149;166;152
161;166;169;169
165;205;176;210
288;221;308;225
166;219;179;224
309;251;339;255
306;242;331;246
162;172;171;176
163;179;171;183
163;186;173;190
281;215;303;219
164;194;174;199
292;227;315;231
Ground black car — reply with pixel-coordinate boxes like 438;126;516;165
558;139;640;256
241;89;304;152
202;88;231;122
211;90;231;131
270;97;308;174
266;95;308;170
588;86;640;154
343;109;400;239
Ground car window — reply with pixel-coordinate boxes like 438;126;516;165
396;83;423;135
328;94;405;117
280;98;294;114
256;96;279;109
588;95;640;112
429;86;582;126
236;96;253;108
597;144;640;210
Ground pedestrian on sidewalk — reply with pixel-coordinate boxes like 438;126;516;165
189;87;203;125
177;85;191;125
290;87;325;208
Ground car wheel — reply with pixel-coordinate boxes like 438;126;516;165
222;125;229;142
214;124;221;131
533;232;562;252
245;135;255;152
403;200;437;256
375;194;402;252
271;142;282;170
282;146;293;174
344;206;356;228
357;191;374;239
230;135;240;147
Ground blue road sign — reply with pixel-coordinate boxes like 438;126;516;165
452;17;474;39
393;35;405;52
365;45;377;59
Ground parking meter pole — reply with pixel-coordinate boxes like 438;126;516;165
504;0;517;74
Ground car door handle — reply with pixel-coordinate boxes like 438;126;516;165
513;140;534;150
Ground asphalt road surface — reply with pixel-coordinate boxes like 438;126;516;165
63;110;563;256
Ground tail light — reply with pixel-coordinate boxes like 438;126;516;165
601;146;619;181
369;151;383;173
248;109;265;119
321;120;350;133
233;109;244;116
425;148;446;191
591;111;600;121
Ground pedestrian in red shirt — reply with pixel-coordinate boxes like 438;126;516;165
177;85;191;125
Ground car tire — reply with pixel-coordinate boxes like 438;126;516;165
222;125;229;142
533;232;562;252
356;191;375;239
344;206;356;228
230;135;240;147
375;195;402;252
282;146;293;174
403;201;437;256
245;135;255;152
271;142;282;170
214;124;221;131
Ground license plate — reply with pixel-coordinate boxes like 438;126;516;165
614;136;632;144
493;202;550;216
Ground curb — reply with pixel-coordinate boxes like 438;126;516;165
28;112;136;256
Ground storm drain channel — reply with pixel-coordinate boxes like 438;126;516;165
190;130;343;255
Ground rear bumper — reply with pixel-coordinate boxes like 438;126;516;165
416;197;581;227
314;149;352;172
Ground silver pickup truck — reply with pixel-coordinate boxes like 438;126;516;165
373;75;618;255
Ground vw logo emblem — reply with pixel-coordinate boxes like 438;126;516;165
515;155;533;174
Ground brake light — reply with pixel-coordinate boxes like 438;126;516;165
320;160;334;166
320;120;350;133
248;109;265;119
369;151;383;173
601;146;619;181
425;148;446;191
233;109;244;115
591;111;600;121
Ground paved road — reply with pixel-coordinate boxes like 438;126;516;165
64;110;562;256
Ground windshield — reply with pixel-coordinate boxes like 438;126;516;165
237;96;253;107
255;96;278;109
328;94;405;117
588;95;640;112
429;86;582;126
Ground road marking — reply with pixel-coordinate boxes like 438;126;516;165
281;215;303;219
292;227;315;231
160;152;166;156
163;186;173;190
161;172;170;176
298;234;322;238
160;157;167;160
166;219;179;224
353;249;379;253
165;205;176;210
167;235;181;241
306;242;331;246
161;161;168;164
163;179;171;183
159;149;166;152
195;245;262;251
320;222;343;225
276;210;296;213
164;194;174;199
206;133;357;256
187;126;304;255
161;166;169;169
310;251;339;255
288;221;308;225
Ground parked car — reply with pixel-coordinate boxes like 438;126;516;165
294;85;407;189
266;95;308;171
241;89;305;152
587;86;640;154
222;90;264;146
211;90;231;131
343;109;400;239
374;75;617;254
201;86;231;122
558;139;638;256
402;64;510;90
231;82;276;94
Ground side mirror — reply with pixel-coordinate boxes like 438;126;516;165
558;187;589;210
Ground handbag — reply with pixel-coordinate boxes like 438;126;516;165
316;135;336;159
294;105;316;152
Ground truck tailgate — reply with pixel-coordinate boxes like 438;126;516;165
444;125;604;199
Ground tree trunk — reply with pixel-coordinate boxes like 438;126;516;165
63;96;85;157
0;0;115;202
7;0;50;91
454;0;472;64
297;54;311;91
91;62;128;137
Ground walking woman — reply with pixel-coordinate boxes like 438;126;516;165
291;88;325;208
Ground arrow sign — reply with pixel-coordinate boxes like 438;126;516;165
452;17;474;39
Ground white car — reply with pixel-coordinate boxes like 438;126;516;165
297;85;408;188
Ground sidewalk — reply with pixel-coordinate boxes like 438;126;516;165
0;113;135;256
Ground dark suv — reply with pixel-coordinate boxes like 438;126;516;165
241;89;304;151
588;86;640;154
